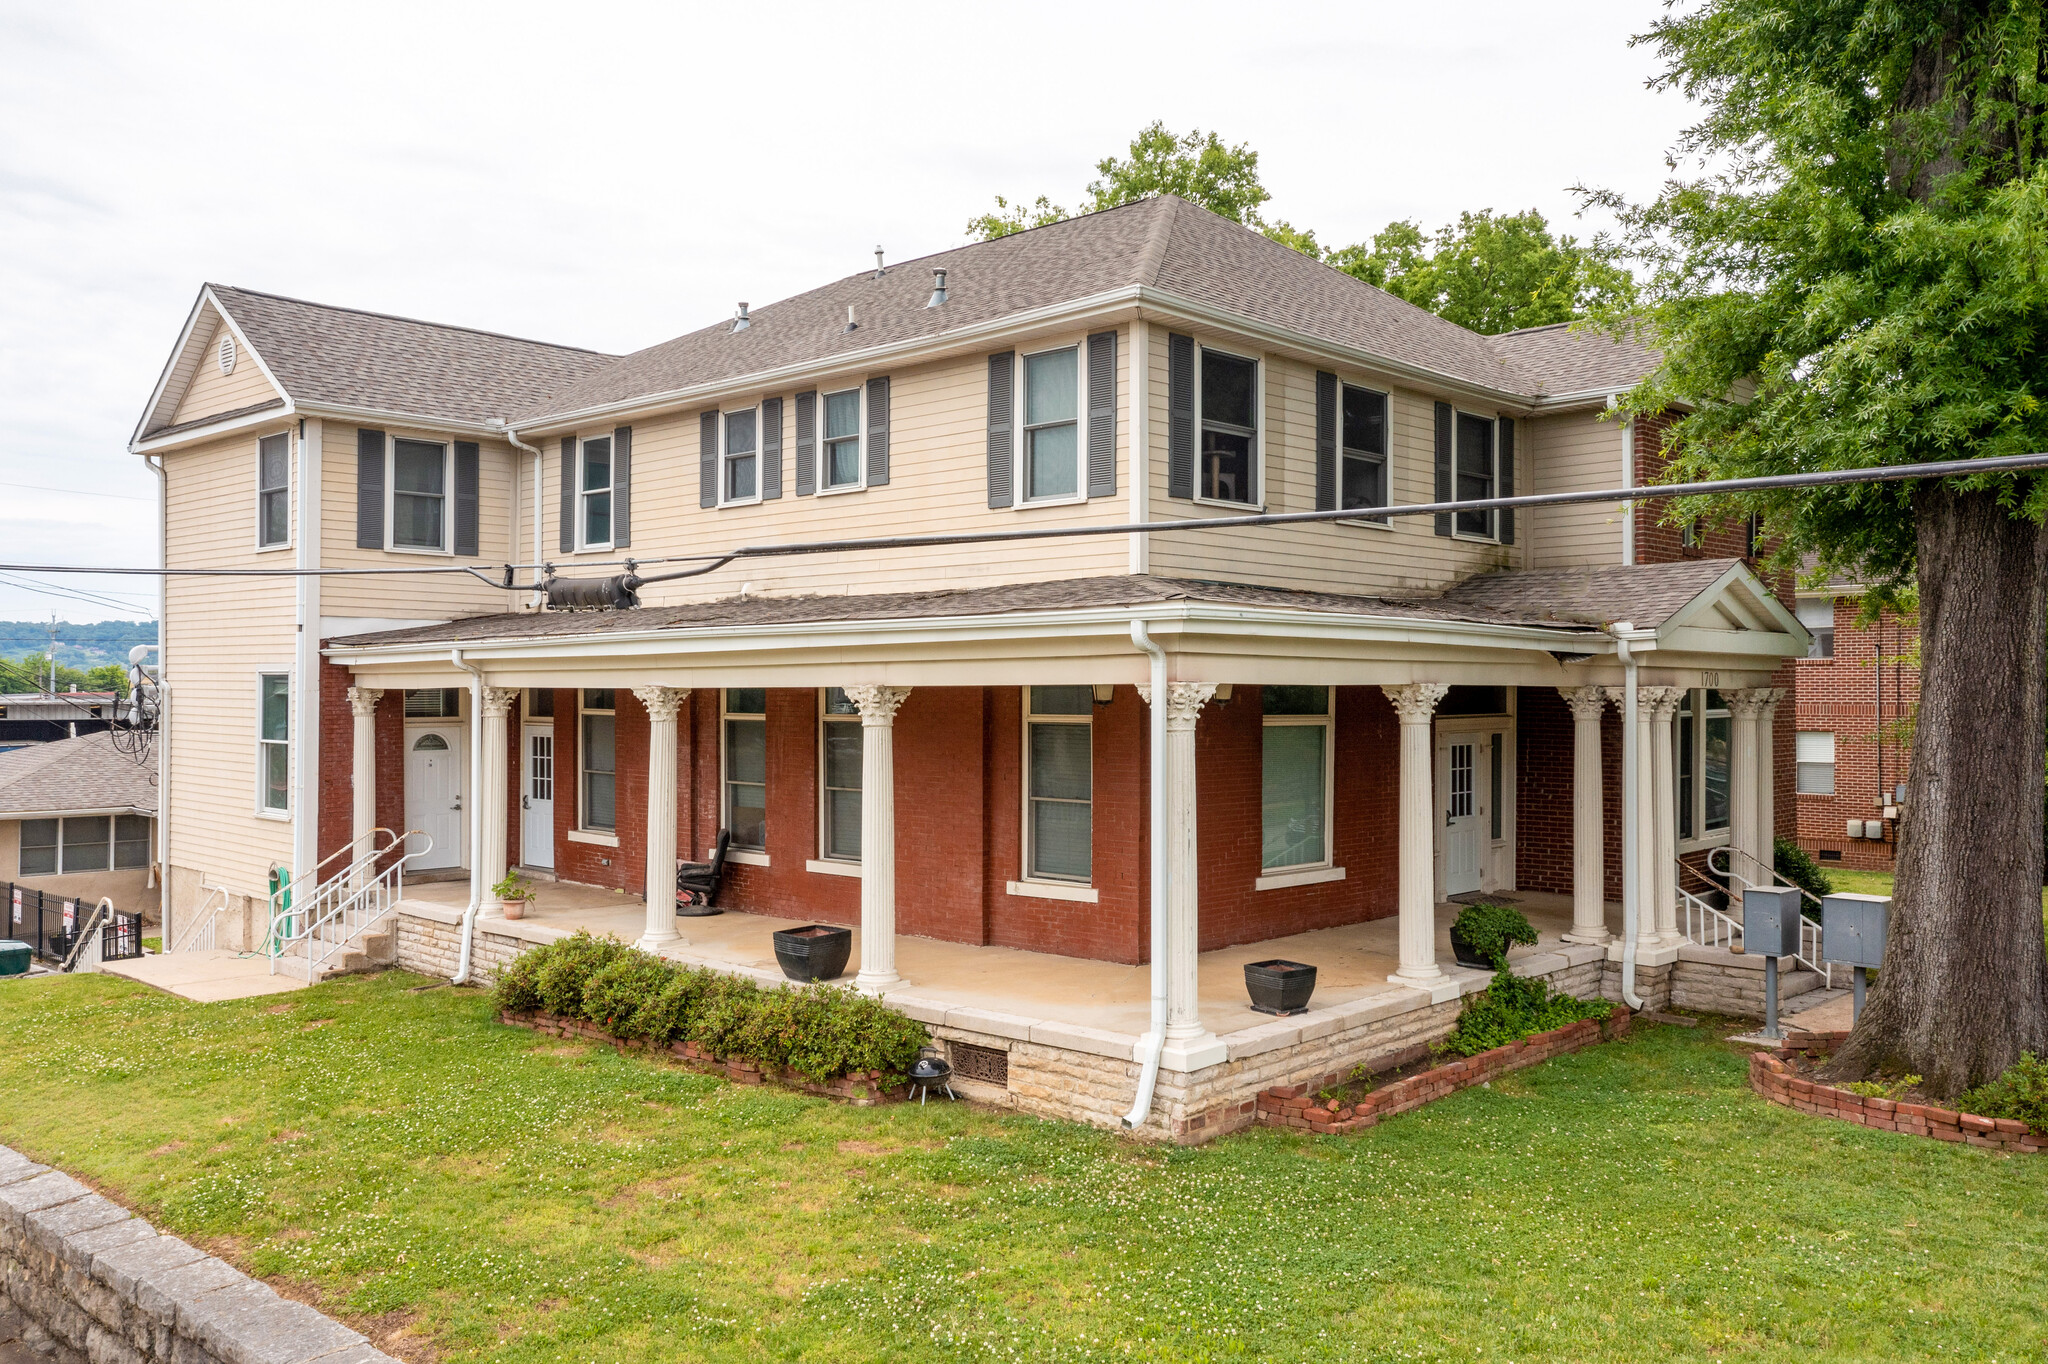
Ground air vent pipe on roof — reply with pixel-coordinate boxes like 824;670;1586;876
873;246;885;280
926;268;948;307
732;302;750;332
844;305;858;333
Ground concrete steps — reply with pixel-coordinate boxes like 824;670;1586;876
274;914;397;982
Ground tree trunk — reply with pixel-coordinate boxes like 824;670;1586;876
1824;485;2048;1095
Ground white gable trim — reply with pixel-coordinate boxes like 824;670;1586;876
128;286;292;451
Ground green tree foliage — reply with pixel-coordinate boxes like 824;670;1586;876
968;122;1286;241
1329;210;1637;334
0;657;127;697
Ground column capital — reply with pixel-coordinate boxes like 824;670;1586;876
346;686;383;719
1155;682;1218;730
480;687;521;719
1557;685;1608;722
1382;682;1450;724
631;685;690;723
845;684;912;725
1642;686;1686;721
1725;688;1773;718
1752;685;1787;716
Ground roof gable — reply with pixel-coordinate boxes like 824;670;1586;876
133;288;290;444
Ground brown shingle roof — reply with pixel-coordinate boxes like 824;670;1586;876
192;286;618;432
1483;321;1661;400
0;733;155;817
326;566;1757;651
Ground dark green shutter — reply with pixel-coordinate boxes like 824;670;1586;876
612;426;632;547
865;377;890;486
699;412;718;508
1314;372;1337;513
987;353;1014;508
794;391;817;496
760;400;782;500
1496;416;1515;546
1086;330;1117;497
452;441;479;556
1433;402;1453;537
558;437;575;553
1167;333;1195;500
355;427;385;549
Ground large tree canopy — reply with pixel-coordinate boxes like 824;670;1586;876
967;123;1631;334
1600;0;2048;1093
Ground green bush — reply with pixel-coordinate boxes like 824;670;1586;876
489;935;928;1082
1774;836;1835;911
1960;1052;2048;1132
1450;901;1538;968
1441;969;1613;1058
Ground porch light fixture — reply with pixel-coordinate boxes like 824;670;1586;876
1092;684;1114;705
1213;684;1234;704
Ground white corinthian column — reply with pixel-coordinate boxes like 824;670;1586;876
1727;689;1768;888
1557;686;1611;945
1643;686;1686;947
476;687;520;919
1383;683;1451;993
632;686;689;953
847;685;912;992
1159;682;1218;1042
347;687;382;875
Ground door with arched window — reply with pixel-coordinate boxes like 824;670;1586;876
404;727;462;869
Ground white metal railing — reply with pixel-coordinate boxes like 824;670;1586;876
1701;847;1834;987
58;897;113;973
268;828;429;983
1678;881;1745;951
170;883;230;954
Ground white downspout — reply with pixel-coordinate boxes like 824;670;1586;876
502;422;544;611
146;455;169;936
450;647;486;984
1615;396;1636;567
292;420;322;902
1122;618;1169;1129
1613;623;1644;1009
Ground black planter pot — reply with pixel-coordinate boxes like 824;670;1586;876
1448;925;1495;970
1244;958;1317;1016
773;924;853;982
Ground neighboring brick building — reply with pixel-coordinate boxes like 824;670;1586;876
1791;572;1918;870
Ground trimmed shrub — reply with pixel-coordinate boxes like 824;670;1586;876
493;944;547;1014
583;952;681;1042
1443;970;1612;1058
533;932;633;1019
1960;1052;2048;1132
1774;836;1835;911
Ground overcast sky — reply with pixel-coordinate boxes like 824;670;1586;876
0;0;1695;626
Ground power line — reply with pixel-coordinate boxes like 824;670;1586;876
0;481;155;503
0;574;157;619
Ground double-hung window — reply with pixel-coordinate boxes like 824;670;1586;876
822;389;863;490
16;816;150;876
1675;689;1733;842
391;439;448;550
1796;599;1835;659
1262;686;1332;871
580;436;613;549
724;689;767;850
1797;732;1837;795
258;673;290;813
1022;346;1080;502
723;408;759;504
819;688;862;860
1454;412;1497;538
580;689;616;832
1340;385;1388;514
1025;687;1092;882
1200;349;1258;504
257;432;290;548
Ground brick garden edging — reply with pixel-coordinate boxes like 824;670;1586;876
1256;1008;1633;1134
499;1010;909;1105
1749;1031;2046;1152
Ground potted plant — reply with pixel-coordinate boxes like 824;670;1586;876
491;870;535;921
1449;900;1537;970
1243;958;1317;1016
772;924;853;982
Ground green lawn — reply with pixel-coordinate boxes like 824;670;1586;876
2;972;2044;1363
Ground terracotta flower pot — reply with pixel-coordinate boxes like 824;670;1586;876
500;896;529;920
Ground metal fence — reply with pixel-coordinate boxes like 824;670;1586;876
2;882;144;966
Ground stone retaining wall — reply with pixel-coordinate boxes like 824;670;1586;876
0;1144;394;1364
1749;1032;2046;1152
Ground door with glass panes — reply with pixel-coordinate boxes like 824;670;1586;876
1436;734;1486;896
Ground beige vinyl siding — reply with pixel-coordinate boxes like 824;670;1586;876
160;430;297;897
319;424;525;619
1526;409;1626;569
540;339;1133;608
1143;334;1517;596
168;317;283;428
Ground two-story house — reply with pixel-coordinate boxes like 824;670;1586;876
130;195;1808;1137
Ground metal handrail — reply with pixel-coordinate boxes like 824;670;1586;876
1708;845;1824;909
170;883;230;954
1698;848;1834;987
269;828;430;982
1677;880;1744;951
58;897;114;973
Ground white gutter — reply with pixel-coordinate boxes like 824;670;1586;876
291;420;322;902
1122;619;1170;1130
499;421;546;611
1612;621;1645;1009
146;455;168;931
449;647;486;984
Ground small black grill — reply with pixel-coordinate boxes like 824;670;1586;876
907;1055;954;1106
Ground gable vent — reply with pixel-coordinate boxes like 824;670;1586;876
217;334;236;375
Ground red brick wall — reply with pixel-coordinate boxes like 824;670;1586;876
1515;687;1627;901
317;655;351;866
553;688;649;893
1793;599;1917;869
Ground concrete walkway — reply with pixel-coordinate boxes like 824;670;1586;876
98;949;308;1002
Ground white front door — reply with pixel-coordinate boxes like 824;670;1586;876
405;728;462;869
1439;735;1484;896
521;725;555;870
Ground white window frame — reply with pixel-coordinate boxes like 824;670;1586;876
719;404;765;508
816;687;862;864
255;669;291;820
386;435;453;556
575;689;618;835
1796;598;1836;659
817;386;867;495
1450;409;1499;544
1014;341;1087;509
1674;688;1735;849
1260;687;1335;875
1194;343;1264;511
1020;687;1094;888
721;688;769;858
1338;381;1392;529
1797;731;1837;795
578;434;615;552
255;430;292;552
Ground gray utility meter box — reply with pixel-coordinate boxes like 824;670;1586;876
1823;893;1889;969
1744;886;1805;959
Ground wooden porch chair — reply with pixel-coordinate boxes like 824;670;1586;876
676;829;731;917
